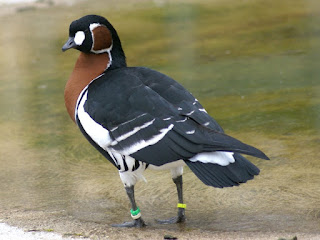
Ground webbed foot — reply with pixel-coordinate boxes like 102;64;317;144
112;217;146;228
156;208;185;224
156;215;185;224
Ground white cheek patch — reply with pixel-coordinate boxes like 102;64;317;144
74;31;85;46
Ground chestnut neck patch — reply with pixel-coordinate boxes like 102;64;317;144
92;25;113;53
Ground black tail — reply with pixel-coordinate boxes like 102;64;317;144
173;122;270;161
202;129;270;160
185;153;260;188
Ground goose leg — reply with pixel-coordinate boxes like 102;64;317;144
156;175;186;224
112;185;146;228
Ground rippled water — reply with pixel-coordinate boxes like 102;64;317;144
0;0;319;236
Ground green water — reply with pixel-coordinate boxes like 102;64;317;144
0;0;319;235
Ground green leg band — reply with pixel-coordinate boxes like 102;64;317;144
130;207;141;219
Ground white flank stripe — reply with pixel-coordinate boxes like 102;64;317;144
203;122;210;126
119;156;148;187
163;117;172;120
77;91;112;150
112;113;147;131
111;119;155;145
106;148;119;166
110;126;118;131
111;151;127;170
199;108;207;113
119;124;174;155
186;130;195;134
189;151;235;166
176;117;188;123
186;110;195;116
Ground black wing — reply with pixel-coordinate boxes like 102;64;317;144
81;67;268;167
131;67;224;132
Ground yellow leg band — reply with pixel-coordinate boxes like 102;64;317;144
177;203;186;209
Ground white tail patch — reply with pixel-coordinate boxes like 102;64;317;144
189;151;235;166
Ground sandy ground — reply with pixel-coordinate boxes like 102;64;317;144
2;210;320;240
1;217;319;240
0;223;83;240
1;190;319;240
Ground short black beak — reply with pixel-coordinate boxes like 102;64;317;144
62;37;77;52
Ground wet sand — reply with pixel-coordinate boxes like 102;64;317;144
1;209;319;240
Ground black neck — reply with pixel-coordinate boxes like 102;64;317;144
109;41;127;70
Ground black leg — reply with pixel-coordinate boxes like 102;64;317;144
112;185;146;228
174;175;186;223
156;175;186;224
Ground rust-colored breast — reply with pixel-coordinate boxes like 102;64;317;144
64;52;109;122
